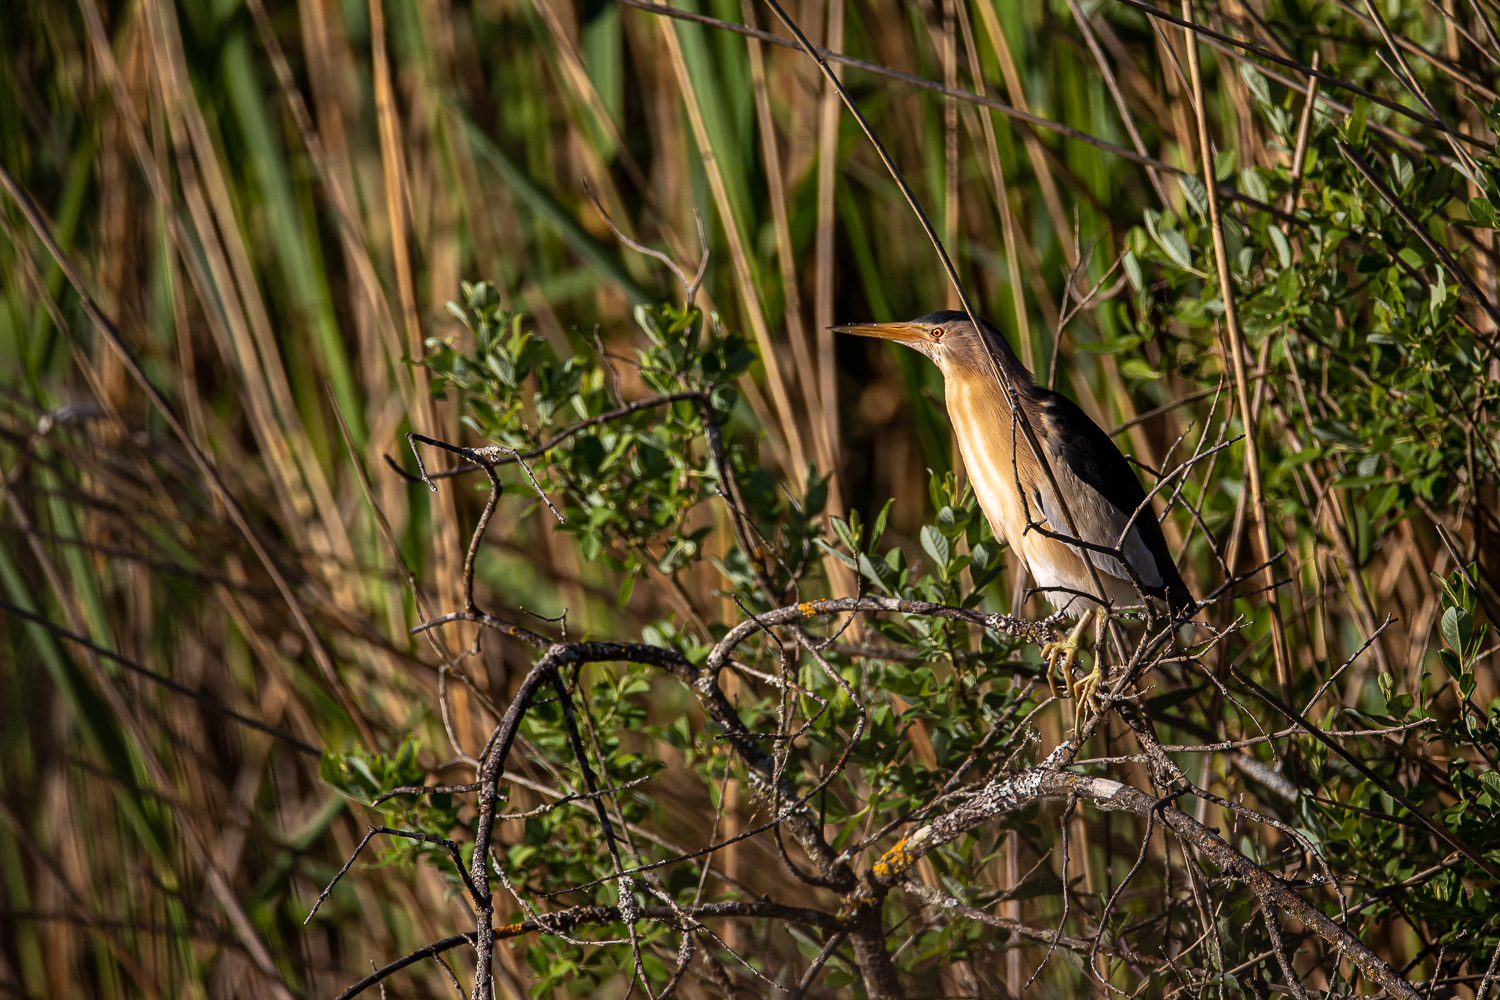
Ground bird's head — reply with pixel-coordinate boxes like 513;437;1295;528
830;310;1028;383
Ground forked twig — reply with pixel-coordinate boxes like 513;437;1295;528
582;177;709;307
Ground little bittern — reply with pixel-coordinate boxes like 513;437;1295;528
833;311;1195;722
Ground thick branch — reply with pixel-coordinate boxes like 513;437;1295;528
857;768;1423;1000
707;596;1055;671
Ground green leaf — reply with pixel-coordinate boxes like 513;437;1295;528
815;539;857;568
1239;64;1272;107
1430;269;1448;317
936;504;970;536
831;515;860;554
1441;606;1473;655
1240;168;1269;204
1079;334;1142;354
580;531;602;561
920;524;951;569
1156;227;1194;271
1346;97;1369;143
1122;250;1142;291
1390;153;1413;192
1121;358;1164;381
641;952;669;981
1268;226;1292;269
1180;175;1208;219
858;552;897;594
617;573;636;609
1469;196;1496;227
870;498;895;548
1366;482;1401;519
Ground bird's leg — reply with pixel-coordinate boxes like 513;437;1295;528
1041;608;1093;705
1069;611;1109;732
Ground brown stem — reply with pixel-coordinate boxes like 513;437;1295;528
860;767;1423;1000
1180;1;1295;702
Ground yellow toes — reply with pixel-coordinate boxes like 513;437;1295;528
1071;664;1104;732
1039;614;1107;732
1041;635;1083;700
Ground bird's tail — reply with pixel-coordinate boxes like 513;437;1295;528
1165;578;1198;620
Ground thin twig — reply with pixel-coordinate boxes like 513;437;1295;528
1180;0;1294;701
583;178;709;307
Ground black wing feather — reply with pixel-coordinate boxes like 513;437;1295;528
1032;388;1196;614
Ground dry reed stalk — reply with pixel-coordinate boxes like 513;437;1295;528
14;9;379;743
150;0;358;577
650;2;809;477
1180;0;1294;701
742;0;830;469
1066;0;1172;207
971;1;1075;265
139;0;310;538
954;1;1030;370
367;0;425;399
738;0;852;572
942;0;960;311
815;0;846;463
9;1;1500;995
648;0;858;604
0;465;295;999
1285;51;1322;213
367;0;473;746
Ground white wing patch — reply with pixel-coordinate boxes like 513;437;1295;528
1031;476;1163;590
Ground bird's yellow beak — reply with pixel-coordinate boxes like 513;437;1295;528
828;321;934;345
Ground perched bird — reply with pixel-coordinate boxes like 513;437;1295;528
832;310;1195;718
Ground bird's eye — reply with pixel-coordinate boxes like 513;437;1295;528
931;327;944;339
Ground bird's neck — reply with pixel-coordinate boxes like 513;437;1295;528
943;372;1034;549
973;324;1036;392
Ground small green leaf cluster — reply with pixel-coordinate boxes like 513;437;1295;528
1099;75;1500;977
509;669;663;888
820;473;1003;610
1113;93;1500;590
1437;567;1490;703
320;738;465;874
428;282;769;588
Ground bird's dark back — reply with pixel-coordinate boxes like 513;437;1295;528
1033;388;1196;614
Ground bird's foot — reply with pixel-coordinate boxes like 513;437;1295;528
1070;662;1104;732
1041;631;1083;703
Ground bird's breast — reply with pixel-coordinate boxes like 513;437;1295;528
946;380;1029;551
945;379;1153;614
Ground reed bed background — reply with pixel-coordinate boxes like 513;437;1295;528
2;0;1498;996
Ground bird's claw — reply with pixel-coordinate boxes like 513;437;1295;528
1070;663;1104;732
1041;632;1083;703
1041;619;1104;732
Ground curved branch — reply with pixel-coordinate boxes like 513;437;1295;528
855;768;1423;1000
707;596;1058;671
333;901;836;1000
384;392;710;483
